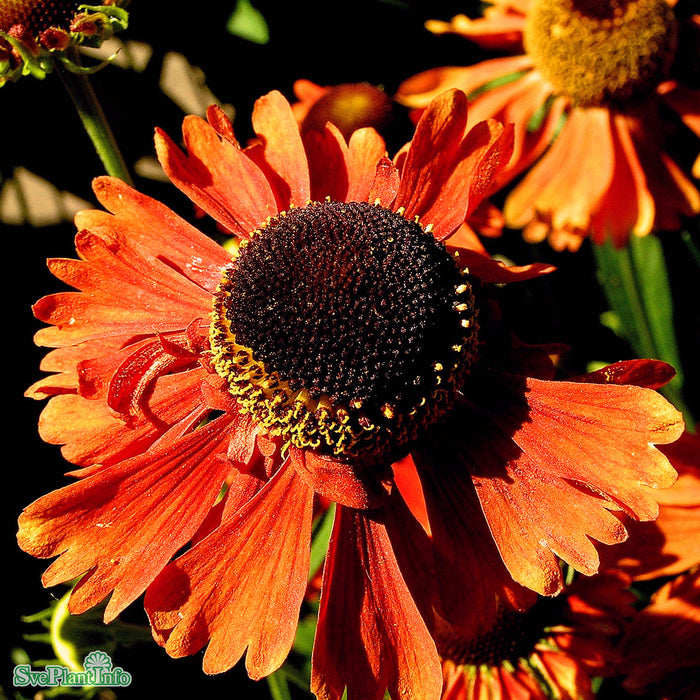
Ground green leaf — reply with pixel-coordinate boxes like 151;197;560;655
309;503;335;582
226;0;270;44
593;234;692;422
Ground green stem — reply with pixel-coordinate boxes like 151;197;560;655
594;235;694;425
267;668;293;700
56;52;133;185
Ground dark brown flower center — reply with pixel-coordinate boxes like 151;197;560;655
0;0;80;33
435;603;552;668
524;0;679;106
211;200;479;463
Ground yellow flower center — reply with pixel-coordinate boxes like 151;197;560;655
523;0;678;106
300;83;394;140
210;200;479;464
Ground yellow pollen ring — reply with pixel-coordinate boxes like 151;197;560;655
210;269;480;462
209;204;482;463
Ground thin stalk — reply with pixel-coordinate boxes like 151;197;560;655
267;668;293;700
55;50;132;185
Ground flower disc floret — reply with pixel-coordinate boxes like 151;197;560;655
210;200;479;463
524;0;679;106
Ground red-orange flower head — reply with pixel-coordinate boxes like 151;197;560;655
18;89;685;700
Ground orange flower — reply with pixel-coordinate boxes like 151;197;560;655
17;89;684;699
618;569;700;699
396;0;700;251
438;570;637;700
291;79;395;141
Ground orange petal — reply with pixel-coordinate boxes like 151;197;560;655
505;107;615;234
250;90;311;208
497;374;683;519
144;463;314;678
289;447;391;509
17;413;237;623
413;436;537;629
426;118;515;238
450;246;556;283
395;89;469;220
368;156;401;206
311;506;442;700
395;56;533;110
346;126;390;202
33;230;212;344
155;116;277;237
302;122;350;202
396;92;515;239
82;176;233;292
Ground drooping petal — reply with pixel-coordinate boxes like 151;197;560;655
311;503;442;700
144;463;314;678
413;432;539;623
35;367;209;468
505;107;615;237
17;412;238;623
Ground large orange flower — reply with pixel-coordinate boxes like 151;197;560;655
396;0;700;251
17;89;684;699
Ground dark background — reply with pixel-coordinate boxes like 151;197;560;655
3;1;698;698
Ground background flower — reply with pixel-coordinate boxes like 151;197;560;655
396;0;700;251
